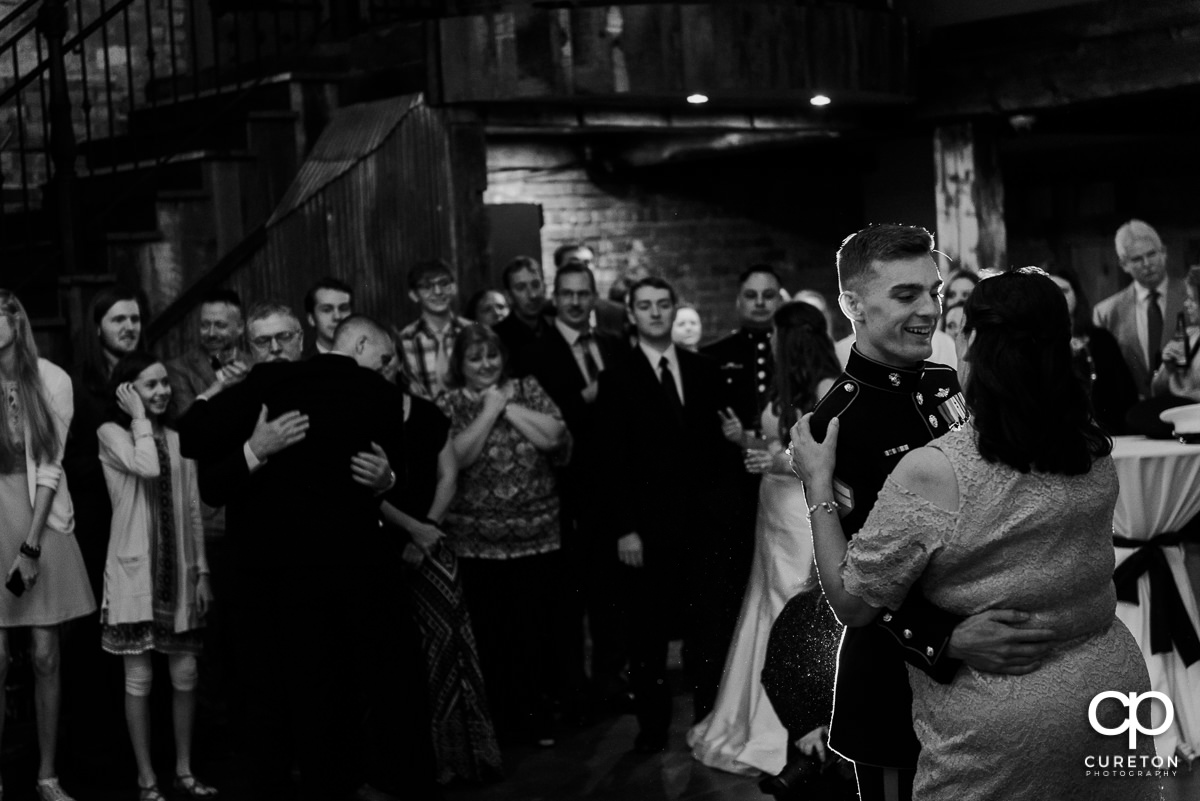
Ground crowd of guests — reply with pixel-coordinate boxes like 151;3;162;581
0;215;1195;801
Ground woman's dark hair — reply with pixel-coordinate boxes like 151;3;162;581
1042;264;1093;335
962;268;1111;474
446;323;508;390
108;352;165;428
772;301;842;444
80;285;146;395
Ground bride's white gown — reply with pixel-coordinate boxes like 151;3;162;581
687;407;817;775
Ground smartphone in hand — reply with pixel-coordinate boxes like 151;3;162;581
6;571;25;597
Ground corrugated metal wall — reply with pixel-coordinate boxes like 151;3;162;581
230;94;486;330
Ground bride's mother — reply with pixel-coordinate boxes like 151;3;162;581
437;323;569;747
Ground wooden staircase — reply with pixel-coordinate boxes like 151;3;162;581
0;0;425;364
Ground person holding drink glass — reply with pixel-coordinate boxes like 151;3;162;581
1151;265;1200;401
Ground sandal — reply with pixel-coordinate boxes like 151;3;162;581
174;774;219;799
35;778;75;801
136;783;164;801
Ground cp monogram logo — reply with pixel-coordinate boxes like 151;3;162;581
1088;691;1174;749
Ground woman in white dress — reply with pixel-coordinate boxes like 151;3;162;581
689;301;841;775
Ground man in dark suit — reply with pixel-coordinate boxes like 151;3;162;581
598;277;741;753
178;315;429;801
554;241;628;340
525;261;627;721
695;264;784;718
1093;219;1188;398
493;255;553;375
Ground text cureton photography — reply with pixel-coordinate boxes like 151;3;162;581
1085;691;1180;779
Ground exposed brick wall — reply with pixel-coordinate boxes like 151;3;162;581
485;138;863;343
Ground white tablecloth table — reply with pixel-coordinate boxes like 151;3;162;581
1111;435;1200;759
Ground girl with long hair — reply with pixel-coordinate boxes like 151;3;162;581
0;290;96;801
689;301;841;776
97;352;215;801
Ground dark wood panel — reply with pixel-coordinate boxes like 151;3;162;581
437;3;912;104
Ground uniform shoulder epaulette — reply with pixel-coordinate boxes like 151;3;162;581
814;377;860;416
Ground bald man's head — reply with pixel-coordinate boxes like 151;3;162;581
333;315;396;375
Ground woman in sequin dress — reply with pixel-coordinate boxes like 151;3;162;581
98;352;215;801
0;290;96;801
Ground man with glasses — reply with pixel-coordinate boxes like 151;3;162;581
398;259;471;399
1094;219;1188;398
526;261;627;723
247;302;307;364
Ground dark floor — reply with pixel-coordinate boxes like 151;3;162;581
1;668;1195;801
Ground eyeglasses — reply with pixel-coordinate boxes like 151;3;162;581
1122;249;1162;268
250;330;300;349
417;278;455;294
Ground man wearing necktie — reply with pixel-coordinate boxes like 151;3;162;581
1093;219;1187;398
597;277;741;753
526;263;627;723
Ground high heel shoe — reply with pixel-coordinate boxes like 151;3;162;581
35;778;76;801
174;773;219;799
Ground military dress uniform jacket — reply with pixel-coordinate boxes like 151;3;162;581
808;346;969;769
701;327;774;432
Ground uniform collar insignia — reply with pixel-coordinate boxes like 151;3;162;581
845;346;922;393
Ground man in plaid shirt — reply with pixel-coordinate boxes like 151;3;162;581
398;258;472;399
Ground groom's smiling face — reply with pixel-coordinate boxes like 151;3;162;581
847;256;943;368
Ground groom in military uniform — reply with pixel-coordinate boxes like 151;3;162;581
763;224;1058;801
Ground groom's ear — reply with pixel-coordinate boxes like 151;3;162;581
839;290;865;324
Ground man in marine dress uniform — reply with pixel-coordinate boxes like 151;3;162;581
763;224;1058;801
695;264;784;719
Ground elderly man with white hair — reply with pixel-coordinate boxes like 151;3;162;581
1093;219;1188;398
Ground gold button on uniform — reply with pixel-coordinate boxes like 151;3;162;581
903;629;913;639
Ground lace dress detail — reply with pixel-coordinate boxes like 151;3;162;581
842;424;1159;801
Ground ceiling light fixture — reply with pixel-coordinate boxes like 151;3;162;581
810;94;831;107
686;93;709;104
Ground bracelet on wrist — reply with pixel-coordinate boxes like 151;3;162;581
806;500;841;521
19;542;42;560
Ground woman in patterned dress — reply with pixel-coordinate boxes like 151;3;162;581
437;324;569;747
379;337;501;784
98;352;215;801
0;290;96;801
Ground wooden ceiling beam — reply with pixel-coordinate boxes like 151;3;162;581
921;0;1200;118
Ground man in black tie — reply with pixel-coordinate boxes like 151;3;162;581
598;277;741;753
525;262;626;722
1093;219;1188;398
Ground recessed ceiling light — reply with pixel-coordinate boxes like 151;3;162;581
687;93;709;105
810;94;831;107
